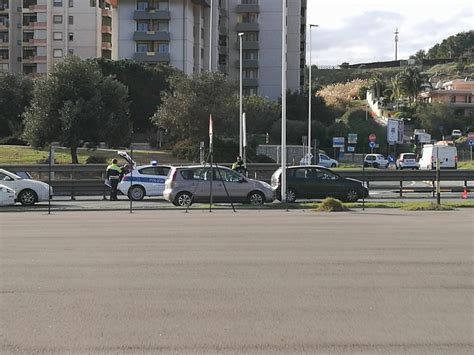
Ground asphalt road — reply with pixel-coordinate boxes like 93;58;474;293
1;210;473;354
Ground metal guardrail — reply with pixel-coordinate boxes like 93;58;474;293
1;164;473;199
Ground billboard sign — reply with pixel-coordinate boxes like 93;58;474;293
387;118;404;144
347;133;358;144
332;137;345;148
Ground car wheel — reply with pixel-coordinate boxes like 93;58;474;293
18;189;37;206
331;163;336;168
286;188;297;203
175;192;193;207
248;191;265;205
345;189;359;202
128;185;145;201
373;162;380;168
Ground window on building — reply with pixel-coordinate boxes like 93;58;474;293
137;1;149;11
68;48;74;55
69;0;74;7
243;32;258;41
157;21;169;31
90;0;96;7
53;49;63;58
157;1;169;10
243;50;258;60
201;48;204;59
239;13;257;23
243;87;258;96
241;0;258;4
157;43;169;53
69;16;74;25
53;0;63;7
53;15;63;23
243;68;258;78
136;21;149;32
136;42;150;53
68;32;73;41
53;32;63;40
0;63;8;72
450;95;456;103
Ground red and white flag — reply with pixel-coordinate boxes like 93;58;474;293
209;114;213;146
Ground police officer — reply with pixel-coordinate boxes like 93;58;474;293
232;156;247;175
106;158;122;201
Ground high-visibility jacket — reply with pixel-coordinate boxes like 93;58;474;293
106;164;122;180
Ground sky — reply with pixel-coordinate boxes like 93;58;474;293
306;0;473;66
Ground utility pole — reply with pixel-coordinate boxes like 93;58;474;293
394;27;399;61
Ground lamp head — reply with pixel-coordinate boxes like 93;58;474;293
238;32;244;37
309;24;319;28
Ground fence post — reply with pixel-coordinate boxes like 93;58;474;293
399;180;403;197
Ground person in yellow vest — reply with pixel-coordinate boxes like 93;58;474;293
106;158;123;201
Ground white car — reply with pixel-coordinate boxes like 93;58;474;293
300;153;339;168
0;168;52;206
396;153;419;170
0;184;16;206
117;151;172;201
363;154;389;168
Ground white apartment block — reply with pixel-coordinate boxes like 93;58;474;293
1;0;306;99
0;0;117;75
116;0;306;99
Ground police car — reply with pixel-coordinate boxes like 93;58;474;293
117;151;172;201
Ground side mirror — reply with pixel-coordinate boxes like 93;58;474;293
239;177;247;183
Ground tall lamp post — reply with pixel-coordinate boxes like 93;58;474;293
209;0;213;71
281;0;287;203
238;32;244;158
307;24;318;161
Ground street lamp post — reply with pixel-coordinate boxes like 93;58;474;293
307;24;318;161
281;0;287;203
209;0;213;72
238;32;244;158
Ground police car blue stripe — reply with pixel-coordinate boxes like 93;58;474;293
125;176;165;184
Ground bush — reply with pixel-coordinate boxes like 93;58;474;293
315;197;348;212
86;155;107;164
402;202;454;211
0;136;28;146
172;139;199;161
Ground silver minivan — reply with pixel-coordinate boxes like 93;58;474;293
163;165;274;206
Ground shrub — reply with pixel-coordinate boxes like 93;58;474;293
402;202;454;211
86;155;107;164
172;139;199;161
0;136;28;146
315;197;348;212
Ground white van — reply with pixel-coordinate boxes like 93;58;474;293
419;144;458;170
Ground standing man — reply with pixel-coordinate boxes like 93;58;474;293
106;158;122;201
232;156;247;175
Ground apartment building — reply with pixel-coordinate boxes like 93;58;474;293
420;79;474;117
0;0;117;75
117;0;307;99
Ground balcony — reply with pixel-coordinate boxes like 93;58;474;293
243;78;258;87
236;40;259;50
235;4;259;13
101;42;112;50
24;38;46;46
23;55;46;64
235;22;259;32
102;8;112;18
23;5;47;13
235;59;258;69
133;10;170;20
101;25;112;34
0;6;9;13
133;52;170;63
0;38;8;46
133;31;170;41
23;22;47;30
0;23;7;30
191;0;211;6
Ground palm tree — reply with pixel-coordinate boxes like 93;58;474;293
369;73;385;99
390;75;403;109
398;67;427;106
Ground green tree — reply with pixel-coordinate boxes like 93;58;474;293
398;67;427;106
242;95;280;135
415;103;469;139
94;59;176;136
0;73;33;138
152;72;238;144
369;73;385;99
426;31;474;59
23;56;130;163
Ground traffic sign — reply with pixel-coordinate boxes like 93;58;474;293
468;132;474;139
332;137;345;148
369;133;376;142
347;146;355;152
347;133;358;144
468;140;474;146
369;141;376;148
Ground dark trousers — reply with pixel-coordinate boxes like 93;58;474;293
110;178;119;200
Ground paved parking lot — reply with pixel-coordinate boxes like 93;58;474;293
1;209;473;354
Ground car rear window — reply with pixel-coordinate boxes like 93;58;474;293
403;154;416;159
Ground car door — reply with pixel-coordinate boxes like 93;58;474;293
137;167;158;195
196;167;227;202
318;154;330;168
313;168;344;199
154;166;170;195
291;167;314;198
215;167;247;203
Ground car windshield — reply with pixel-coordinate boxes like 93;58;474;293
0;171;20;181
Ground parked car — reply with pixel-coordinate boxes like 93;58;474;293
363;154;389;168
300;153;338;168
0;168;52;206
271;165;368;203
163;165;274;206
451;129;462;138
116;151;172;200
419;144;458;169
0;184;16;206
396;153;419;170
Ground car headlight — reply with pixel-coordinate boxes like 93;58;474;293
1;187;13;193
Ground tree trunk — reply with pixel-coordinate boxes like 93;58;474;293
71;146;78;164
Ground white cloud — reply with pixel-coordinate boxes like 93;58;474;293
306;0;474;65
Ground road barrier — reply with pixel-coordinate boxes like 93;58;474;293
1;164;473;199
